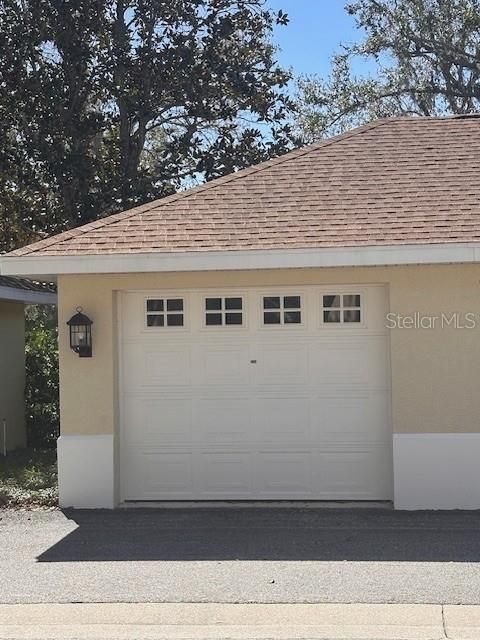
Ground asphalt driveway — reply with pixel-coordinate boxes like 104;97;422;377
2;507;480;604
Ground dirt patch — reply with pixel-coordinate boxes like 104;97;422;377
0;449;58;508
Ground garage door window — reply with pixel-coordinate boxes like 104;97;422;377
205;297;243;326
146;298;184;327
323;294;361;324
263;295;302;325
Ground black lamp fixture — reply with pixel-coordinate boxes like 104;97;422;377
67;307;93;357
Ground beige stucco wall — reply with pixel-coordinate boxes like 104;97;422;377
58;263;480;439
0;301;26;450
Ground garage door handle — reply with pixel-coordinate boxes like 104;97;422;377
250;360;257;364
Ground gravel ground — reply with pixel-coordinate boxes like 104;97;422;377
2;507;480;604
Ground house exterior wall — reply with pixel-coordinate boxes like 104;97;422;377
57;264;480;509
0;301;26;451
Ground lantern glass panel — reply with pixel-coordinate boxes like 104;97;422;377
71;326;89;347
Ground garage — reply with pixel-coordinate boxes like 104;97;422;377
6;115;480;510
119;284;391;502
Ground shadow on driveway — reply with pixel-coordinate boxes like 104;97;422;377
36;507;480;562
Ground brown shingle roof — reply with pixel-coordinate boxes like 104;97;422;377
9;115;480;257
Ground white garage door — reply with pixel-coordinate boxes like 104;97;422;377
119;285;392;501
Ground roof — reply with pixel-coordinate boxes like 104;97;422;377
0;275;54;293
0;276;57;305
5;115;480;258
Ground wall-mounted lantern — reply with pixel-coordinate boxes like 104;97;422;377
67;307;93;357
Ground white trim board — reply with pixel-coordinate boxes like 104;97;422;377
393;433;480;510
57;435;115;509
0;285;56;305
3;242;480;278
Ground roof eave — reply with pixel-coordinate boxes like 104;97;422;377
2;242;480;278
0;284;57;305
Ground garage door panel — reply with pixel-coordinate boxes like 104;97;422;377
120;285;392;501
144;347;191;386
125;451;194;500
123;396;193;446
193;398;253;445
197;452;253;496
256;452;312;496
360;337;391;388
312;393;391;444
309;337;388;388
254;343;310;386
314;448;392;499
120;294;150;339
252;397;312;445
123;343;191;388
309;343;367;386
191;344;251;387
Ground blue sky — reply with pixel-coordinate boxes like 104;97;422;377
266;0;359;77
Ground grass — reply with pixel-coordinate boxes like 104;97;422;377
0;448;58;508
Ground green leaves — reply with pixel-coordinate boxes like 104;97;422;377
295;0;480;141
0;449;58;507
276;9;288;26
0;0;294;252
25;305;59;449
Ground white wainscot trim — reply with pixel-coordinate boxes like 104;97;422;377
57;435;115;509
394;433;480;510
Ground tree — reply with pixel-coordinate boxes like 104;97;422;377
0;0;292;250
25;305;59;449
296;0;480;141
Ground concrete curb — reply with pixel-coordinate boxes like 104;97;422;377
0;602;454;639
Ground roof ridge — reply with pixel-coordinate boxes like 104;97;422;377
8;118;389;257
157;118;390;210
448;112;480;119
385;112;480;121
